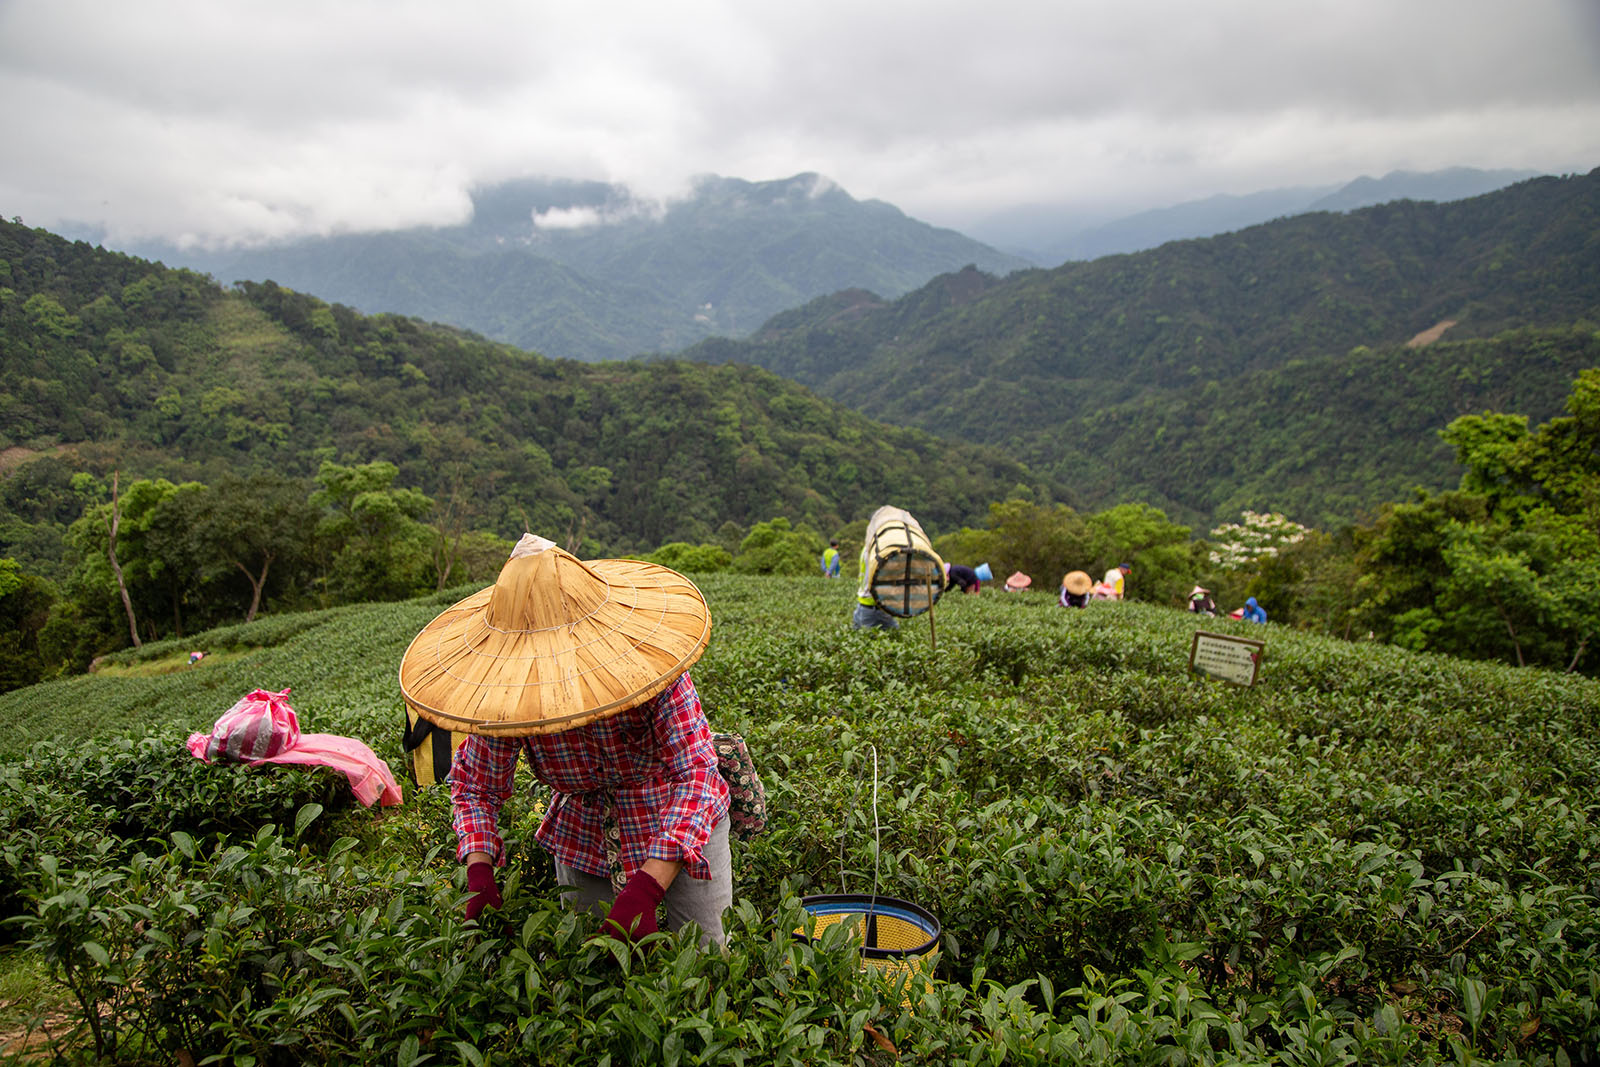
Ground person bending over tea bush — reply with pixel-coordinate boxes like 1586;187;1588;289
399;534;732;946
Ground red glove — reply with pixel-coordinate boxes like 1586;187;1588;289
465;861;501;921
604;870;666;941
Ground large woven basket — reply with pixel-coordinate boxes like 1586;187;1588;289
860;507;945;618
795;894;941;988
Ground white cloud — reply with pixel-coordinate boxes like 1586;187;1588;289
530;198;665;230
1;0;1596;245
532;206;606;231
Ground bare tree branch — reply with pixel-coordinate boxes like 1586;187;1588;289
106;471;141;649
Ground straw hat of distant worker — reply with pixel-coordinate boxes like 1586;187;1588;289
1061;571;1093;597
398;534;712;736
1004;571;1032;591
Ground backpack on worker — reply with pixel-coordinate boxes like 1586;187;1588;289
401;706;469;787
711;732;769;841
856;505;945;618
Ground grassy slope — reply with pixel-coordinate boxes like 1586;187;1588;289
1;576;1597;1062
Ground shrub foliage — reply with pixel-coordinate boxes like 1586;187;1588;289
1;577;1596;1063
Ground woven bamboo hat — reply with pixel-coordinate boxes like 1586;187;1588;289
398;534;711;736
1062;570;1093;596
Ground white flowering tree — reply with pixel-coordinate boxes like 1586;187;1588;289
1207;511;1311;570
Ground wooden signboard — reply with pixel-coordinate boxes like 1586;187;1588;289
1188;630;1266;687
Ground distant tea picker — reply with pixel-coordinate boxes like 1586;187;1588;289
944;561;991;594
851;505;945;633
398;534;736;947
1101;562;1132;600
1059;570;1092;608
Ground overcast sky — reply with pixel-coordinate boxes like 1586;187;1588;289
3;0;1598;249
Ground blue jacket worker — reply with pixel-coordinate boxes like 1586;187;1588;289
1240;597;1267;624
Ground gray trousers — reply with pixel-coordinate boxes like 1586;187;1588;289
555;816;733;947
851;603;899;631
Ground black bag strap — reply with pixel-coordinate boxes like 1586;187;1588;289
401;709;434;753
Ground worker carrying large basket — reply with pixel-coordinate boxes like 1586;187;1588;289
851;505;945;632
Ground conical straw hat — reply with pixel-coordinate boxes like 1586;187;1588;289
1062;570;1093;596
398;535;711;736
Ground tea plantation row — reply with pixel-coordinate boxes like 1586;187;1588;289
1;577;1596;1064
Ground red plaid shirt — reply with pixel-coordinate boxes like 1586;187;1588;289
449;672;730;881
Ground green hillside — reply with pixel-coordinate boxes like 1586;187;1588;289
1;578;1596;1062
687;170;1600;526
1057;324;1600;529
0;217;1052;563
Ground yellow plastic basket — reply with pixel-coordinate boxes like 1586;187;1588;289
795;894;941;987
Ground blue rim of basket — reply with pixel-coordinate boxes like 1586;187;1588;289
795;893;941;959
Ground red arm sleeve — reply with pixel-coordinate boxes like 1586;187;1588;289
449;734;522;865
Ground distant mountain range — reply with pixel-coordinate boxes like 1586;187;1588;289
686;170;1600;528
108;166;1548;366
971;167;1546;265
124;173;1029;362
15;165;1596;535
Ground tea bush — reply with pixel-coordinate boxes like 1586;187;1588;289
1;577;1597;1063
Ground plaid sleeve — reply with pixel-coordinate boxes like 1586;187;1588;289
449;734;522;865
645;672;730;878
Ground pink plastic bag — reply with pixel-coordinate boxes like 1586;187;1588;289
187;687;299;763
186;688;402;808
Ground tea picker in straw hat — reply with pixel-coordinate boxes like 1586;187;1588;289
1059;570;1092;608
399;534;732;946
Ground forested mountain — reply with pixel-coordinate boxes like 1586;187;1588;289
973;166;1543;265
1057;324;1600;527
686;170;1600;527
126;173;1028;362
0;217;1051;575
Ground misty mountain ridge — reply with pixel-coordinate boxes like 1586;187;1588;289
75;164;1551;365
1302;167;1545;212
122;172;1030;362
976;166;1546;264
